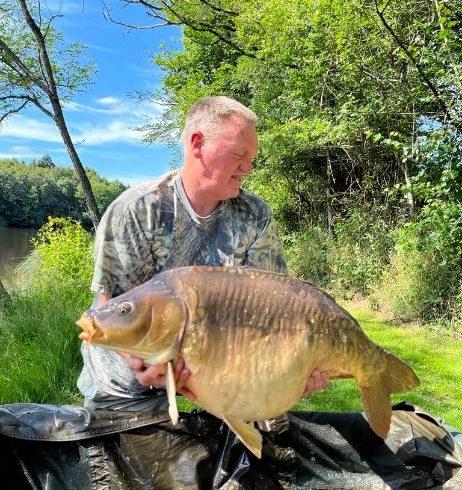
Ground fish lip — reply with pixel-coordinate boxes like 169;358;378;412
76;312;103;344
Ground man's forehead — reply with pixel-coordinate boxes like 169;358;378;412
221;114;255;132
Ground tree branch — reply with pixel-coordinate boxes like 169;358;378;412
0;100;29;123
0;94;54;118
374;0;460;131
198;0;238;17
117;0;300;69
103;2;176;29
0;38;50;94
18;0;58;97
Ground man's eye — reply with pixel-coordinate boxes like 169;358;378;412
117;302;132;314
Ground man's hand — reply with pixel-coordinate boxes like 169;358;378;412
126;355;196;401
303;369;329;396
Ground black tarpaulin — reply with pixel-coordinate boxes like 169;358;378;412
0;402;461;489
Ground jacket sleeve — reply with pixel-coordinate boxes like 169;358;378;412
91;200;156;297
243;213;288;274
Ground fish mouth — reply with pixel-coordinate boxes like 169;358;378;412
77;312;103;344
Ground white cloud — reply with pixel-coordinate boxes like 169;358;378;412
63;98;162;118
0;147;40;159
85;43;118;54
97;97;120;105
74;120;142;145
0;115;61;143
11;145;33;153
63;100;124;115
0;101;162;147
107;174;157;186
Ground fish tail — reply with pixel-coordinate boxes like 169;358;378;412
360;351;419;439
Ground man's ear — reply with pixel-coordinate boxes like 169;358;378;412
190;131;204;158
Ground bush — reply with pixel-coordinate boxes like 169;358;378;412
377;201;462;321
284;206;395;294
329;207;394;295
31;217;94;292
285;227;332;288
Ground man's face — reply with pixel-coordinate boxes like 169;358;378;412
195;115;259;201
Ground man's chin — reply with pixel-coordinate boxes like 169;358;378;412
224;186;241;200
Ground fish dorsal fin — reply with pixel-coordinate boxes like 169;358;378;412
223;416;262;459
166;361;179;425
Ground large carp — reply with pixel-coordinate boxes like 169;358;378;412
77;266;419;458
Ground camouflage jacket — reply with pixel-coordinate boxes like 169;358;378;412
78;170;287;410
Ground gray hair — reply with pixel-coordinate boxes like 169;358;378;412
182;96;257;145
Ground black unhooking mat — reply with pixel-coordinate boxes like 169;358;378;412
0;402;461;489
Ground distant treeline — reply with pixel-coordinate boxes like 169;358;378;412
0;156;126;229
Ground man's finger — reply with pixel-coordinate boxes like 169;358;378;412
136;364;165;387
303;369;330;396
178;387;196;401
319;371;329;389
126;356;145;371
174;358;185;379
117;351;130;358
176;368;191;390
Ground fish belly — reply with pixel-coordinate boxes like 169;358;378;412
183;325;315;421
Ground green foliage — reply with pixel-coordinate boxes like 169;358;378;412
285;206;395;294
284;227;332;288
75;168;126;225
31;154;55;169
377;127;462;322
0;0;96;111
31;217;94;292
0;158;125;228
329;208;395;295
146;0;462;231
0;218;94;404
377;200;462;321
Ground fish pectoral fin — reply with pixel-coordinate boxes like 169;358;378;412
223;416;262;459
166;361;179;426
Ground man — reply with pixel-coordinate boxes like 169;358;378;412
78;96;328;411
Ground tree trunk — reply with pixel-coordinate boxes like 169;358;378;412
18;0;101;229
0;278;10;307
52;99;101;228
402;159;415;216
326;152;333;238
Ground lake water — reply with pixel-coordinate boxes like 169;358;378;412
0;227;36;284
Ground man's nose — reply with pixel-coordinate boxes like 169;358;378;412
240;159;253;174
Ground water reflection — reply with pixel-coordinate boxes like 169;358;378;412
0;228;36;284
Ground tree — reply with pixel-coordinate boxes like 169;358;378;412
31;154;55;168
0;158;126;228
0;0;101;228
117;0;462;232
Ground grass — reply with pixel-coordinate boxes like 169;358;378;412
0;282;90;406
296;301;462;429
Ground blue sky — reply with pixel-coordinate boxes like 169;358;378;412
0;0;182;185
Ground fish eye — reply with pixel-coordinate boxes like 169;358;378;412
117;302;132;315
